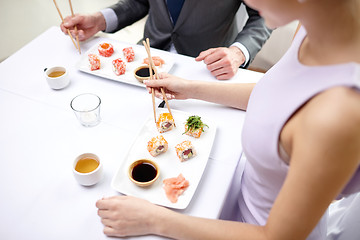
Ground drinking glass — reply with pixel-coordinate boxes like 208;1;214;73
70;93;101;127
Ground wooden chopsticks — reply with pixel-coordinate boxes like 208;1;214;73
52;0;81;54
68;0;81;54
142;38;175;126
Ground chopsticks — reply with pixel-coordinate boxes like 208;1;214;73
68;0;81;54
143;39;157;123
142;38;175;126
52;0;81;54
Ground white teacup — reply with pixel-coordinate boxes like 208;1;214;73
73;153;103;186
44;66;70;89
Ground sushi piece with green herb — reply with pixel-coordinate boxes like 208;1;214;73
183;115;208;138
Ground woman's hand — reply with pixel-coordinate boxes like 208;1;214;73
60;12;106;41
143;73;193;100
96;195;165;237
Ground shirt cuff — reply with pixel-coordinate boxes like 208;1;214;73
230;42;250;67
100;8;118;33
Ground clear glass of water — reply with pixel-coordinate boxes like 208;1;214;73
70;93;101;127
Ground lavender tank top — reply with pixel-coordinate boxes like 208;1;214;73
239;27;360;239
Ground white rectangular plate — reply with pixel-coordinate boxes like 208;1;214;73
111;109;217;209
77;40;174;87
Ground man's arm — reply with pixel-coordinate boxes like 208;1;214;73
234;4;272;67
107;0;150;33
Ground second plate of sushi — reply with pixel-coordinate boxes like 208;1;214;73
77;40;175;87
111;108;217;209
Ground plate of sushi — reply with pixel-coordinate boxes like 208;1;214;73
111;108;217;209
77;41;175;87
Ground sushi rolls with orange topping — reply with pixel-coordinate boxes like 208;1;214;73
147;135;168;157
175;140;196;162
88;54;100;71
123;47;135;62
112;58;126;75
156;113;174;133
98;43;114;57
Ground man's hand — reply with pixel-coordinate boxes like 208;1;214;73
60;12;106;41
195;46;246;80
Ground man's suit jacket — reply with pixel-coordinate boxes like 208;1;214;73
109;0;271;66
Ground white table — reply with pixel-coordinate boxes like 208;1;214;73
0;27;263;239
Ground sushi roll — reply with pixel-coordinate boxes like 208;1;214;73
123;47;135;62
147;135;168;157
175;140;196;162
98;43;114;57
88;54;100;71
112;58;126;76
156;113;174;133
183;115;208;138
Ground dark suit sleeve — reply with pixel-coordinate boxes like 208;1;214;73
107;0;150;33
234;4;272;66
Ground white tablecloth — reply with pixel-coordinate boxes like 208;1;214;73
0;27;263;239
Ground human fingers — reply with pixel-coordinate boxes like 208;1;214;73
158;72;170;79
97;196;158;237
97;209;112;219
96;196;119;210
195;48;217;61
144;79;177;100
101;217;113;226
207;60;236;80
145;82;176;100
64;28;85;41
102;222;131;237
63;14;84;29
145;73;193;100
68;29;88;41
62;15;94;41
144;78;169;90
60;16;73;34
103;226;122;237
205;47;242;80
215;72;234;80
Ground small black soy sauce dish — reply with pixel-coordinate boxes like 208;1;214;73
134;66;156;83
128;159;160;187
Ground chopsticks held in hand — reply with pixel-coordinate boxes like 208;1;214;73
142;38;175;126
52;0;81;54
68;0;81;54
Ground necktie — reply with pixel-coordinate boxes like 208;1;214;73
166;0;185;25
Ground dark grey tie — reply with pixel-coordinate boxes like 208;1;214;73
159;0;184;108
166;0;185;25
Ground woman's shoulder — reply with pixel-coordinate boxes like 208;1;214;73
300;87;360;144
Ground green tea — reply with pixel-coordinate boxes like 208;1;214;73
75;158;99;173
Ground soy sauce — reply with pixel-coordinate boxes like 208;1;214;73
135;67;155;77
132;162;157;182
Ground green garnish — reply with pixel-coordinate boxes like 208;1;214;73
183;115;209;134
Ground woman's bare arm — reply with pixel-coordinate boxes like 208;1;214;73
143;73;255;110
97;87;360;240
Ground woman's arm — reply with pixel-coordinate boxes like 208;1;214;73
143;73;255;110
96;195;267;239
267;87;360;239
97;87;360;239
